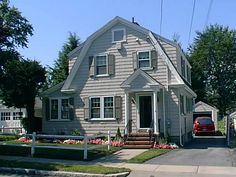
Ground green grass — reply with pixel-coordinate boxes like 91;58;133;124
0;159;130;174
0;144;121;161
128;149;172;163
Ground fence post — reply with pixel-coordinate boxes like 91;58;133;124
31;132;36;157
83;134;88;160
108;130;111;151
1;126;4;134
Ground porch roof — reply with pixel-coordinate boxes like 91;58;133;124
120;69;163;91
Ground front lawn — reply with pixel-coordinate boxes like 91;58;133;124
0;144;121;161
128;149;171;163
0;159;130;174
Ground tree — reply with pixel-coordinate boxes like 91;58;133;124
1;59;46;133
0;0;33;50
188;25;236;115
0;0;33;83
51;32;80;85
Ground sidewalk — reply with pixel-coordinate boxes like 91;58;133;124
1;149;236;176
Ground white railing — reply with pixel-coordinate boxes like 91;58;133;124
27;131;111;160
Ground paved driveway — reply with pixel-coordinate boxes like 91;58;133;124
145;136;236;167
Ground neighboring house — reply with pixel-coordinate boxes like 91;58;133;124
194;101;218;130
0;100;26;134
41;16;196;144
0;98;43;134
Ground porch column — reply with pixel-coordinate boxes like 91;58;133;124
124;92;129;135
153;90;159;134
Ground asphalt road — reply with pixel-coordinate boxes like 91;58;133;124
145;136;235;167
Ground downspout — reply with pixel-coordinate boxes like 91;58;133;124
178;90;183;147
162;88;166;137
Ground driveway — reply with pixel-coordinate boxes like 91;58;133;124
145;136;236;167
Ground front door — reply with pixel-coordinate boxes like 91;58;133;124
139;95;152;128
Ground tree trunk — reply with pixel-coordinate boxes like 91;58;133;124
26;101;35;133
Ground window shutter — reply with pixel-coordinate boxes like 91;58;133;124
44;97;50;121
108;54;115;75
69;97;74;120
132;52;138;70
84;97;89;120
89;56;95;77
115;96;122;120
151;50;157;69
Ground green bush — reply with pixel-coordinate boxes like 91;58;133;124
159;137;167;144
114;127;122;141
71;129;81;136
0;135;19;141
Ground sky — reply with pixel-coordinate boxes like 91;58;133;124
10;0;236;67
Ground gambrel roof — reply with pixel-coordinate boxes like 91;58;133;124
61;16;196;97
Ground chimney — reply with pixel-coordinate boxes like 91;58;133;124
131;17;140;26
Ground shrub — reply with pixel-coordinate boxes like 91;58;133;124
159;137;167;144
71;129;81;136
0;135;19;141
114;127;122;141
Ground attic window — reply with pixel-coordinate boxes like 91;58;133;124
112;28;126;43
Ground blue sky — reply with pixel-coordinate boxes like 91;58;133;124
10;0;236;67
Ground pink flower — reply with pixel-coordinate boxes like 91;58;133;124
18;137;30;143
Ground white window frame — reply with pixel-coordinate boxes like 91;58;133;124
89;96;115;120
112;28;126;43
137;50;152;69
0;112;11;121
95;53;109;77
49;97;70;121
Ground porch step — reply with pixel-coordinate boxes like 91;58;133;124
123;144;153;149
124;132;154;149
125;141;152;145
127;137;154;141
128;133;150;137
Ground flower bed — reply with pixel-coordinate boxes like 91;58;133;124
153;143;179;149
17;137;124;147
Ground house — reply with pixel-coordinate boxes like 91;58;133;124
0;97;43;134
41;16;196;144
194;101;218;130
0;100;26;134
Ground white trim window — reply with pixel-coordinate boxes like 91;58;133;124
50;98;70;120
13;112;21;120
95;55;108;76
1;112;11;121
181;56;186;78
90;96;114;120
138;51;151;68
112;28;126;43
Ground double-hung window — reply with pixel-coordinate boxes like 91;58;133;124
181;56;186;78
96;55;107;76
0;112;10;121
50;98;70;120
13;112;21;120
90;96;114;119
138;51;151;68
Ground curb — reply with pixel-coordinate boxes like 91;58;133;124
0;167;130;177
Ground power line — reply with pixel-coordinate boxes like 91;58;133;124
188;0;196;44
160;0;163;35
205;0;213;28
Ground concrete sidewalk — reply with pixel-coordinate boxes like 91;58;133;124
1;148;236;176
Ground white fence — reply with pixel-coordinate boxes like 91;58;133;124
0;126;24;134
27;131;111;160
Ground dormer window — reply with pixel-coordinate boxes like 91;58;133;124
112;28;126;43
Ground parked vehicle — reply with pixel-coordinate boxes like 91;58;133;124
193;117;215;135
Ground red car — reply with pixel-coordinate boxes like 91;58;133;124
193;117;215;135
